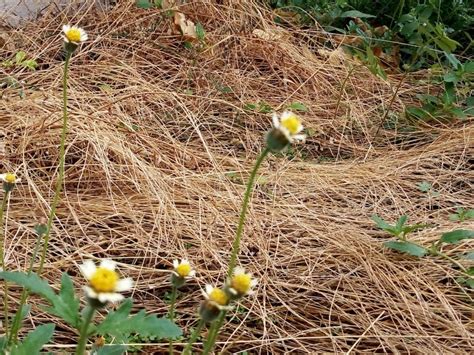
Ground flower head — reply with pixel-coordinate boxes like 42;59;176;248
227;267;257;298
79;259;133;304
62;25;88;44
203;285;230;309
267;111;306;151
173;259;195;279
1;173;21;192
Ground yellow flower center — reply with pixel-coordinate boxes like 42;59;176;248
90;267;119;293
281;114;301;135
66;28;82;43
4;173;16;184
176;263;191;278
209;288;228;306
231;273;252;294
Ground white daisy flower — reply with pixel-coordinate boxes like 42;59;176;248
79;259;133;304
172;259;196;279
202;284;231;310
227;266;258;297
62;24;88;44
272;111;306;143
0;173;21;184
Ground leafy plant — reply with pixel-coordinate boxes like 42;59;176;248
2;51;37;71
244;101;273;113
449;208;474;222
371;214;426;241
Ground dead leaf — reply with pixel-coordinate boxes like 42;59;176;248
252;28;284;41
173;12;197;41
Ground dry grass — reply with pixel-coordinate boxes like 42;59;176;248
1;0;473;353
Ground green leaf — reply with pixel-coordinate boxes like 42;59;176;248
443;71;459;83
195;22;205;42
136;0;152;8
0;272;80;327
96;299;182;340
417;181;432;192
10;324;55;355
95;345;128;355
463;61;474;73
340;10;375;19
15;51;26;64
402;223;427;235
384;241;427;257
45;273;80;327
395;215;408;232
286;102;308;112
0;337;6;352
439;229;474;244
371;214;393;231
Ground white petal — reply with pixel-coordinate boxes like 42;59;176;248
205;284;213;296
181;259;189;265
281;111;293;119
115;278;133;292
98;292;124;304
79;260;96;280
173;260;179;268
83;286;98;299
233;266;245;275
228;287;238;295
100;259;116;271
293;134;306;141
188;270;196;277
62;24;70;33
272;113;280;128
251;279;258;287
0;174;5;181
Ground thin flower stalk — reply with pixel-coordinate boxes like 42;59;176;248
76;305;96;355
0;189;11;337
183;319;205;355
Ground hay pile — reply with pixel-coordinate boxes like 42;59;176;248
1;0;473;352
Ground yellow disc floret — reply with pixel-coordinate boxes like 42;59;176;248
281;114;301;135
66;28;82;43
4;173;17;184
90;267;119;293
209;288;229;306
231;273;252;295
176;263;192;278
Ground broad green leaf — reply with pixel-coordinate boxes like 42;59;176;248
439;229;474;244
96;299;182;340
384;241;427;257
463;61;474;73
95;345;128;355
340;10;375;19
371;214;393;231
287;102;308;112
402;223;427;235
443;71;459;83
10;324;55;355
195;22;205;42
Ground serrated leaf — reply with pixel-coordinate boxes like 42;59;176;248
371;214;393;231
418;181;432;192
440;229;474;244
96;299;182;340
45;273;80;327
10;324;55;355
402;224;427;235
0;271;56;301
287;102;308;112
95;345;128;355
395;215;408;231
15;51;26;64
0;272;80;327
384;241;427;257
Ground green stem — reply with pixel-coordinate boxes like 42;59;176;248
333;65;358;121
0;190;11;338
183;319;205;355
37;51;71;275
227;147;269;278
168;285;178;355
204;147;270;354
7;51;72;345
76;306;96;355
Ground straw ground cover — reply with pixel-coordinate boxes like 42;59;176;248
1;0;473;353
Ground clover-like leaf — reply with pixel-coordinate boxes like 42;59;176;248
384;241;427;257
